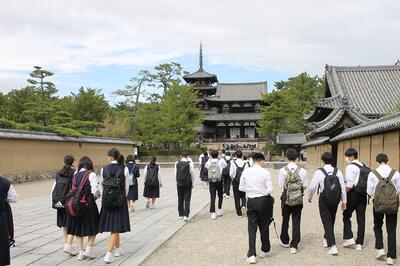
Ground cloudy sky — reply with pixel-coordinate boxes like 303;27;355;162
0;0;399;103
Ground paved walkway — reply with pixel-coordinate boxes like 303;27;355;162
10;168;209;266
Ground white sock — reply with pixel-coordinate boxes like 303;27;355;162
85;245;92;253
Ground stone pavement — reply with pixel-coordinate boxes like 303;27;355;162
10;168;210;266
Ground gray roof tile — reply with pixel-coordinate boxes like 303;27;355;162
302;137;330;147
204;112;262;122
206;82;267;102
276;133;306;145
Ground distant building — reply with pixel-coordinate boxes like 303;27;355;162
184;43;267;149
276;133;306;157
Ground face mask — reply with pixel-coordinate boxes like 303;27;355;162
345;157;351;164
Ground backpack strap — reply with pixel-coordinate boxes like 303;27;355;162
71;173;78;190
79;171;91;189
319;168;328;177
387;169;397;181
350;162;363;169
333;168;338;177
372;170;384;181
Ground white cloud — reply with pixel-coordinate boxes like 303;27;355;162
0;0;399;91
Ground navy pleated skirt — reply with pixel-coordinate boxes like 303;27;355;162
66;200;100;237
127;184;138;201
0;213;10;266
143;185;160;198
98;199;130;233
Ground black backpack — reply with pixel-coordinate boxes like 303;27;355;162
351;162;371;194
52;173;71;209
102;166;125;208
65;171;91;217
145;164;159;187
233;161;245;184
319;168;341;207
176;161;191;186
222;158;231;177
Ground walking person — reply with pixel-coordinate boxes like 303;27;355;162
51;155;76;255
367;153;400;265
222;151;232;199
175;151;195;221
308;152;347;256
230;150;249;216
0;175;18;266
342;148;369;250
239;152;274;264
65;156;101;261
143;157;162;209
99;148;130;263
199;151;209;187
278;148;307;254
126;155;140;212
205;150;227;220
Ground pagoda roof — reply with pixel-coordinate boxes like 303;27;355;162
204;112;262;122
183;68;218;83
206;82;267;102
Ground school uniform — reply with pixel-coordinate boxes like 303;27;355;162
230;159;249;216
98;162;130;233
51;168;75;228
343;160;367;245
222;156;232;196
308;165;347;248
143;164;162;198
278;163;307;249
239;165;274;257
205;158;227;213
367;164;400;259
175;158;195;217
126;162;140;201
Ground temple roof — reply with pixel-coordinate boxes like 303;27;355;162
276;133;306;145
206;82;267;102
183;42;218;84
204;112;262;122
302;137;330;148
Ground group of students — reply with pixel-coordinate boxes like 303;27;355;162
236;147;400;265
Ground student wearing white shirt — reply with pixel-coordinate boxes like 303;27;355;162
308;152;347;256
230;150;249;216
278;149;307;254
222;152;233;199
0;175;18;266
239;152;273;264
367;153;400;265
175;152;195;221
342;148;367;250
205;150;227;220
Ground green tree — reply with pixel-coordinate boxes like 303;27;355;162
4;87;39;123
149;62;186;95
135;102;162;144
0;93;7;118
70;87;110;122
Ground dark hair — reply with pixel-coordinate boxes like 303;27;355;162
108;147;125;166
286;148;298;161
252;152;265;162
321;152;333;164
222;149;226;154
226;151;231;156
235;150;243;159
181;151;188;158
248;152;254;159
150;156;157;165
126;155;135;164
376;153;389;164
78;156;94;171
345;148;358;159
211;149;219;159
203;151;208;157
58;155;76;176
243;155;248;160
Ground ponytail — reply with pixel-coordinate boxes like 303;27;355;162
118;154;125;166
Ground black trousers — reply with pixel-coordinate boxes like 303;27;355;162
373;209;397;259
209;180;223;213
233;182;246;216
247;196;274;257
280;202;303;249
223;174;231;196
319;198;339;247
343;190;367;244
177;185;192;217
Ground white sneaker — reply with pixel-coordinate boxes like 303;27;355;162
114;247;124;257
216;209;223;217
355;244;362;251
387;257;394;265
259;250;270;258
150;204;155;209
179;216;183;219
241;206;247;216
279;240;290;248
246;255;257;264
210;213;217;220
77;251;85;261
103;252;113;263
327;245;339;256
376;249;386;260
343;238;356;248
84;246;94;259
64;244;78;256
322;239;328;248
290;247;297;254
183;216;188;222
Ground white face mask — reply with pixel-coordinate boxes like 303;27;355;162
345;157;351;164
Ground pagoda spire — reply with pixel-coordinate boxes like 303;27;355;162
199;41;203;70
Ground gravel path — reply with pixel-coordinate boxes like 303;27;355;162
143;169;392;266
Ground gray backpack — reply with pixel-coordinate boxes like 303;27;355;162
208;161;221;182
373;169;399;215
283;167;304;206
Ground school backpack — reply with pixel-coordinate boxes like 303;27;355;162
233;161;245;184
65;171;91;217
145;164;159;187
319;168;341;207
102;166;125;208
52;173;71;209
128;164;137;186
351;162;371;194
373;169;399;215
222;158;231;177
208;160;222;182
176;161;191;186
283;167;304;206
